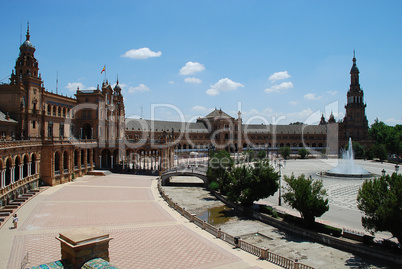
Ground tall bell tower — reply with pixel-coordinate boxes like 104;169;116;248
343;51;368;141
0;23;44;139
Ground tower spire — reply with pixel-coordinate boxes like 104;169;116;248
26;21;30;41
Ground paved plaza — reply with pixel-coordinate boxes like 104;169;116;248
262;158;397;235
0;174;279;269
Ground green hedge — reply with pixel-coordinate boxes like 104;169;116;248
259;205;279;218
283;213;342;237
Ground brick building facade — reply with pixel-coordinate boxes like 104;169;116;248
0;25;369;206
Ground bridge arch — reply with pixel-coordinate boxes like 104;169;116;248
161;169;208;186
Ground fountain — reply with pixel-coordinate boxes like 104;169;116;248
325;138;373;178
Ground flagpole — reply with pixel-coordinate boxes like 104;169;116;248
104;64;106;82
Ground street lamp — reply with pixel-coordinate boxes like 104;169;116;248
381;169;386;177
278;161;283;206
395;164;400;174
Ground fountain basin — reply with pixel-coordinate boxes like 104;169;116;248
324;138;374;178
322;171;374;178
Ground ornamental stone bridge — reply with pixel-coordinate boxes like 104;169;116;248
161;167;208;186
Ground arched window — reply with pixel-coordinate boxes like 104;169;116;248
81;149;85;165
5;158;12;186
31;154;36;175
55;151;61;174
74;150;79;167
63;151;69;173
15;156;21;181
23;155;29;178
82;123;92;139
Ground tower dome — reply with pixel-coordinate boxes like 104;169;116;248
20;23;35;49
114;77;122;94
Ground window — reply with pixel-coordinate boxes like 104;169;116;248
48;121;53;137
60;123;64;138
32;121;36;129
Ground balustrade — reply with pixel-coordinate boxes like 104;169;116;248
157;178;314;269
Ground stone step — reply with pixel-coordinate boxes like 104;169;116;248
9;202;22;207
28;189;40;193
20;194;34;198
3;205;18;209
0;209;14;214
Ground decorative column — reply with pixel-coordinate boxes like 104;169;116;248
0;169;5;188
99;156;102;169
27;163;32;177
11;166;15;184
110;156;113;169
35;160;39;174
19;164;23;180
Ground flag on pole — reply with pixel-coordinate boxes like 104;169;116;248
101;65;106;74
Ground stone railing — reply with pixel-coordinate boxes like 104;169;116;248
157;180;313;269
0;140;42;149
0;174;40;198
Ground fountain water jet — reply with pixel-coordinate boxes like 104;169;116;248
325;138;372;178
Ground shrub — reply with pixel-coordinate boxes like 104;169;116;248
259;205;279;219
298;148;310;159
208;181;220;191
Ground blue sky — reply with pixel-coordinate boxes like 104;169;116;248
1;0;401;125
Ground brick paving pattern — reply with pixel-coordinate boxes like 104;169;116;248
2;174;266;269
108;225;241;269
44;185;154;201
19;201;174;231
8;233;60;269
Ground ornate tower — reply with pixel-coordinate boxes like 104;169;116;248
343;52;368;141
0;23;44;139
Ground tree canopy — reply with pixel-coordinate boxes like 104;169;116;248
282;174;329;225
207;150;233;194
298;148;310;159
226;160;279;206
357;173;402;244
280;146;291;160
369;119;401;155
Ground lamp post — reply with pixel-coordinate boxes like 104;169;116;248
278;161;283;206
381;169;386;177
395;164;400;174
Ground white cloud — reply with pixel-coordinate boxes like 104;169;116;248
239;107;316;125
206;78;244;96
191;105;210;112
289;101;298;105
327;90;338;95
304;93;322;100
385;118;402;125
269;71;291;82
169;81;175;84
65;82;96;92
128;84;150;93
265;81;293;93
184;77;202;84
121;47;162;59
179;61;205;75
206;88;219;96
